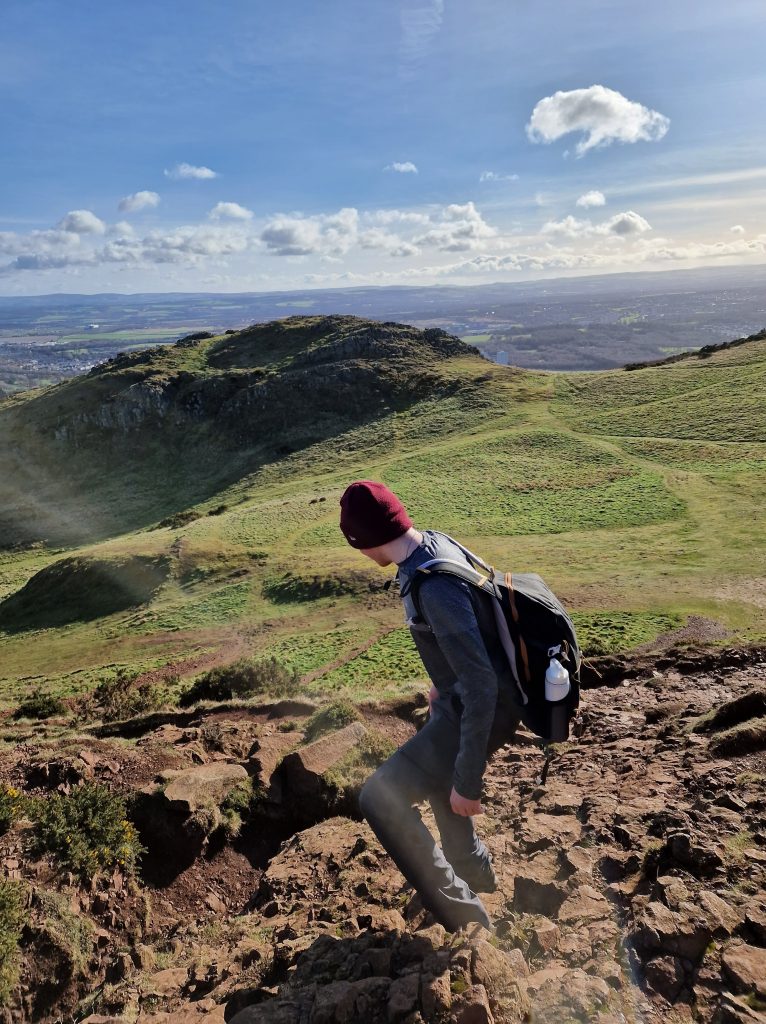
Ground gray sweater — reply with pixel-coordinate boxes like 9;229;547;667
397;530;519;800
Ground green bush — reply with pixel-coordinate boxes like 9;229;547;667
303;700;361;744
0;881;25;1006
13;690;65;721
180;657;300;707
0;786;22;835
219;778;263;840
78;669;170;723
29;783;144;879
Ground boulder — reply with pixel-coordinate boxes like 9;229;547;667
471;941;529;1021
386;973;419;1021
452;983;494;1024
721;943;766;999
666;832;725;878
643;954;686;1002
631;900;713;961
698;891;743;937
713;992;766;1024
744;904;766;945
512;849;569;917
279;722;367;800
249;731;301;786
162;763;249;814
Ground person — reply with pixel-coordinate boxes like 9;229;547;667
339;479;521;932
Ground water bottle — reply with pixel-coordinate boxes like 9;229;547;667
545;653;571;742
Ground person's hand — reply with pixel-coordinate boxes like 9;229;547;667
450;786;483;817
427;684;439;714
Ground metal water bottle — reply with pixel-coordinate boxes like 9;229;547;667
545;653;571;742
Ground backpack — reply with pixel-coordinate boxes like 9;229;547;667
401;539;581;744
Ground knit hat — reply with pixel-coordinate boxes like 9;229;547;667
339;480;413;549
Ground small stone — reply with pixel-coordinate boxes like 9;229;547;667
530;919;560;955
205;891;227;914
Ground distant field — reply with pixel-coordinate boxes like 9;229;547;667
57;328;186;343
0;327;764;710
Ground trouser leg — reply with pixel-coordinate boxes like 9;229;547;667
428;786;492;879
358;717;490;932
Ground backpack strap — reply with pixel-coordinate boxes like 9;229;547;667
505;572;532;686
404;558;530;704
400;558;499;601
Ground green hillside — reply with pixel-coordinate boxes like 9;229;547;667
0;315;764;711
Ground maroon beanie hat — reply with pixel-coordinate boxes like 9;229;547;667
339;480;413;549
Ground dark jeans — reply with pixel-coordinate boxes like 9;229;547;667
358;694;517;932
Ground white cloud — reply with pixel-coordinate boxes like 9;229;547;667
543;210;651;238
260;207;359;256
479;171;519;183
576;190;606;208
110;221;135;237
606;211;651;236
209;201;254;221
358;228;419;258
367;209;431;226
56;209;106;234
415;201;497;252
118;190;160;213
730;224;746;234
385;161;419;174
164;162;218;180
527;85;670;156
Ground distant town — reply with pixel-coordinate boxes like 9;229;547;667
1;263;765;394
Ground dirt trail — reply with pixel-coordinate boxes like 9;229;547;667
2;645;766;1023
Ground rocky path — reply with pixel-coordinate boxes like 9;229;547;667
3;649;766;1023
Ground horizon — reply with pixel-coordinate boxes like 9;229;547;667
2;0;766;295
2;259;766;302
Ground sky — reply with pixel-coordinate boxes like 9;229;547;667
2;0;766;295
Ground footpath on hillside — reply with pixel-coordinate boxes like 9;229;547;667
1;645;766;1024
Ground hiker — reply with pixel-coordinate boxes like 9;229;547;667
339;479;523;932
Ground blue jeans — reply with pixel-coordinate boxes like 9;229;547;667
359;694;517;932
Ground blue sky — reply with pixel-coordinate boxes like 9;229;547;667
2;0;766;293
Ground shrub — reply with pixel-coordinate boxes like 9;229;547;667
304;700;361;744
13;689;65;720
77;669;169;723
0;881;25;1006
0;785;22;835
29;783;144;879
219;778;263;840
179;657;300;707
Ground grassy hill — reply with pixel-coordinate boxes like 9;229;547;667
0;315;764;711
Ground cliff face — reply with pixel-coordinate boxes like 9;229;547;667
0;316;480;545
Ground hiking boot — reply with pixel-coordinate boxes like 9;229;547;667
460;860;498;894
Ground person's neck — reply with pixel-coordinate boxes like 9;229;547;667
390;528;424;566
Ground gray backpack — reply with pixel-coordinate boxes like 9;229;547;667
402;540;581;743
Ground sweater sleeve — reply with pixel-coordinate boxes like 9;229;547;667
417;575;498;800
